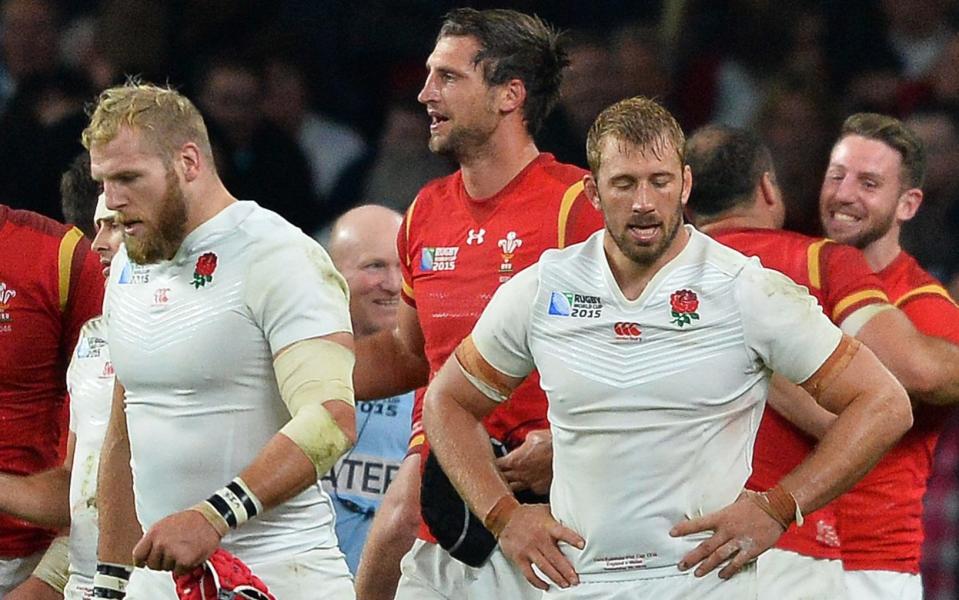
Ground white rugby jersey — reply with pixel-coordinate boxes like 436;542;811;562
66;317;112;589
471;226;842;582
104;201;352;564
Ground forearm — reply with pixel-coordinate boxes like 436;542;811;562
97;383;143;565
857;308;959;405
424;390;509;520
780;353;911;514
0;468;71;528
906;335;959;405
354;329;429;401
354;454;421;600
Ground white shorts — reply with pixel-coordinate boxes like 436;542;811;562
542;563;757;600
64;574;93;600
757;547;846;599
126;546;355;599
0;551;44;596
394;538;540;600
843;569;922;600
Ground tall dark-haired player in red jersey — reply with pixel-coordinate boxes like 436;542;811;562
351;8;603;600
685;124;959;600
0;204;104;594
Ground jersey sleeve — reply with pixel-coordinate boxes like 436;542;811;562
558;182;604;248
738;262;844;384
469;265;538;380
60;231;105;364
897;286;959;345
819;242;890;324
246;238;353;353
398;198;418;308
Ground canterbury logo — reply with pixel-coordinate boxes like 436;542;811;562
613;322;641;339
466;228;485;245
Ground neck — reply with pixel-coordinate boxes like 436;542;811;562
604;225;691;300
862;225;903;272
184;177;238;235
459;131;539;200
697;212;771;235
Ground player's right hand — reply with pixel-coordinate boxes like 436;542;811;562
497;503;584;591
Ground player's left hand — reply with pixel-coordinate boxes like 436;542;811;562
133;510;223;575
495;429;553;495
668;491;784;580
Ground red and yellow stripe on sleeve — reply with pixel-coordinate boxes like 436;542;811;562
399;198;418;307
57;227;85;313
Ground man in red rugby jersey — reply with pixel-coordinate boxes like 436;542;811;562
351;7;603;600
819;113;959;600
0;200;103;594
685;123;959;599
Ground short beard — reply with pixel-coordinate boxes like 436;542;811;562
828;207;897;251
606;195;685;268
430;124;492;162
125;169;188;264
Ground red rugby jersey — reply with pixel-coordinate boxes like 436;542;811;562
0;205;104;557
399;153;603;542
712;227;888;559
838;251;959;573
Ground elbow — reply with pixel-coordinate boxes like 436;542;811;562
883;385;914;441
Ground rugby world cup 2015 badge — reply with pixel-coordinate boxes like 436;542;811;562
548;291;603;318
420;247;459;272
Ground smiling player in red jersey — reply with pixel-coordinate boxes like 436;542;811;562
819;114;959;600
686;124;959;600
350;9;602;600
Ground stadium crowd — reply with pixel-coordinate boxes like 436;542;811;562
0;1;957;599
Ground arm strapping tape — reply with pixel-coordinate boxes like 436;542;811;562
275;337;355;475
32;535;69;593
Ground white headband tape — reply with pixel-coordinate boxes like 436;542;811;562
94;193;117;223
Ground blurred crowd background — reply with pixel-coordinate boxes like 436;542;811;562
1;0;957;597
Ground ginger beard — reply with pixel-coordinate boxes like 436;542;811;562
121;168;188;265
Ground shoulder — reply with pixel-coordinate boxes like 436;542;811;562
695;229;756;279
535;154;589;186
5;207;74;240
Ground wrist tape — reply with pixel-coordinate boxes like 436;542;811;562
93;562;133;599
483;494;520;539
191;477;263;536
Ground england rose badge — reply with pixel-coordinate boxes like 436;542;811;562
669;289;699;327
192;252;218;289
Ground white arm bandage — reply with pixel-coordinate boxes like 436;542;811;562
275;337;355;475
32;535;69;593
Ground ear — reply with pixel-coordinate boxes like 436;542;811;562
679;164;692;208
498;78;527;116
759;172;778;208
178;142;203;183
583;174;602;211
896;187;923;222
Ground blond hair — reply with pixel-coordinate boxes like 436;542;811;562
82;81;214;165
586;96;685;175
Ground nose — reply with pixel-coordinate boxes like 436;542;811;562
631;183;656;212
382;264;402;295
103;184;126;210
418;72;438;105
92;223;110;252
831;174;858;204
